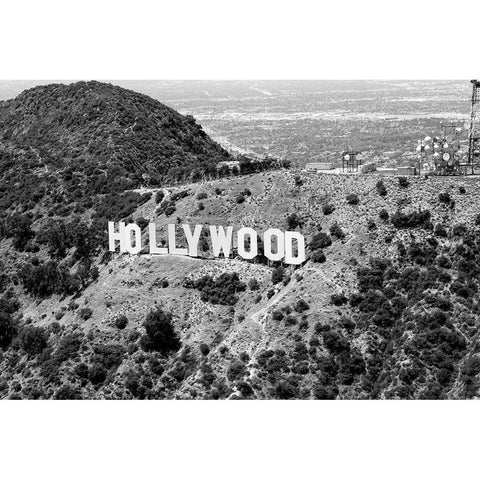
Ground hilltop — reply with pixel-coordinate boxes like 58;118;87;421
0;80;232;190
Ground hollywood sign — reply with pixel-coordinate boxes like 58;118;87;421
108;222;306;265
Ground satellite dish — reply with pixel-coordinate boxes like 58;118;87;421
424;136;433;144
433;143;441;151
433;136;441;143
447;158;454;167
416;145;422;152
423;163;430;171
424;145;431;152
433;152;441;160
443;143;450;151
455;127;462;135
344;154;350;161
464;122;471;130
443;152;451;161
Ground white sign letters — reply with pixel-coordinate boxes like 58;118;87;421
108;222;306;265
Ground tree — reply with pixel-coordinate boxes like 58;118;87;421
141;307;181;355
346;193;359;205
271;266;285;285
19;325;48;356
0;310;16;349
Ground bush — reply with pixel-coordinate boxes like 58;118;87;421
141;307;181;355
390;210;431;229
434;224;447;237
248;278;260;291
235;194;245;204
311;249;326;263
331;293;348;306
346;193;359;205
89;363;107;385
136;217;149;230
19;325;48;356
322;203;335;215
376;180;387;196
459;186;466;194
367;219;377;231
192;272;246;305
330;222;345;240
378;209;389;221
155;190;165;204
197;202;205;211
294;175;303;187
271;266;285;285
54;384;82;399
0;311;16;349
78;307;93;321
294;299;309;313
438;192;451;204
309;232;332;250
196;192;208;200
286;213;303;229
115;315;128;330
398;176;409;188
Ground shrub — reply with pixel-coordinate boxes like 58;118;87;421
78;307;93;321
378;209;389;221
271;266;285;285
115;315;128;330
346;193;359;205
155;190;165;203
248;278;260;291
311;249;326;263
322;203;335;215
89;363;107;385
331;293;348;306
286;213;303;229
235;194;245;204
266;289;275;299
0;311;16;349
309;232;332;250
294;175;303;187
54;384;82;399
390;210;431;229
196;192;208;200
141;307;181;355
367;219;377;231
19;325;48;356
434;224;447;237
136;217;149;230
438;192;452;204
376;180;387;196
398;176;409;188
198;202;205;211
193;272;246;305
92;343;125;370
294;299;309;313
330;222;345;240
459;186;466;194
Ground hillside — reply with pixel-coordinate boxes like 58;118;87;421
2;160;480;398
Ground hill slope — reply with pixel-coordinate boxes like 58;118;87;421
2;164;480;399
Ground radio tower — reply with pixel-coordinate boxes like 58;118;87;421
467;79;480;173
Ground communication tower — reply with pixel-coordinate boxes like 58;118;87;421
341;146;362;173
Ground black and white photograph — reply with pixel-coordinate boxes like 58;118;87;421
1;79;480;401
1;1;479;479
